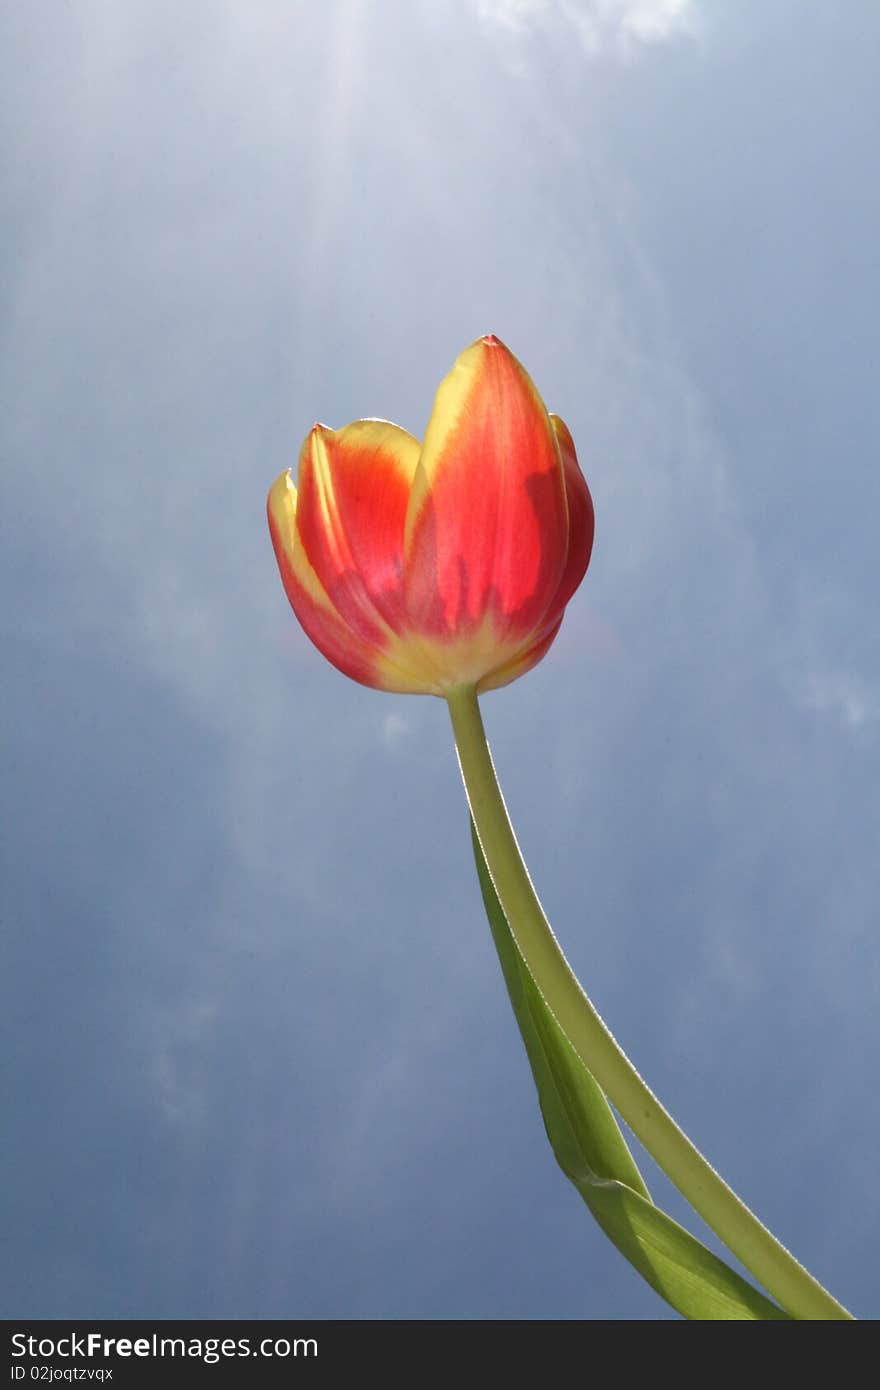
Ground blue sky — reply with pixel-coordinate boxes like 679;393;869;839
3;0;878;1320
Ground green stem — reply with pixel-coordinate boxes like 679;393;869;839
446;683;852;1321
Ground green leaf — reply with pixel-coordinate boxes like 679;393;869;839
471;821;790;1321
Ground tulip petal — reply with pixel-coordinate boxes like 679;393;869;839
269;437;444;694
550;414;595;612
296;420;421;640
405;336;568;644
268;469;388;688
478;615;564;693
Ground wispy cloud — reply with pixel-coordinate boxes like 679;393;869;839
474;0;694;56
800;669;879;734
149;994;221;1130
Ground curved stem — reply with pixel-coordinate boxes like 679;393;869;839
446;684;852;1321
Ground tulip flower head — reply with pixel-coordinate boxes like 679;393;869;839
267;336;594;695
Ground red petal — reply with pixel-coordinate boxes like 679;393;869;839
404;337;568;644
550;414;595;612
267;469;386;687
296;420;421;644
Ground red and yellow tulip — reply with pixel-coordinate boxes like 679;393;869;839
267;335;594;694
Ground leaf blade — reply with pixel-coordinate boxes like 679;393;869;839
472;820;790;1321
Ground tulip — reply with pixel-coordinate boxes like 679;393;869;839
265;337;855;1323
267;335;594;694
